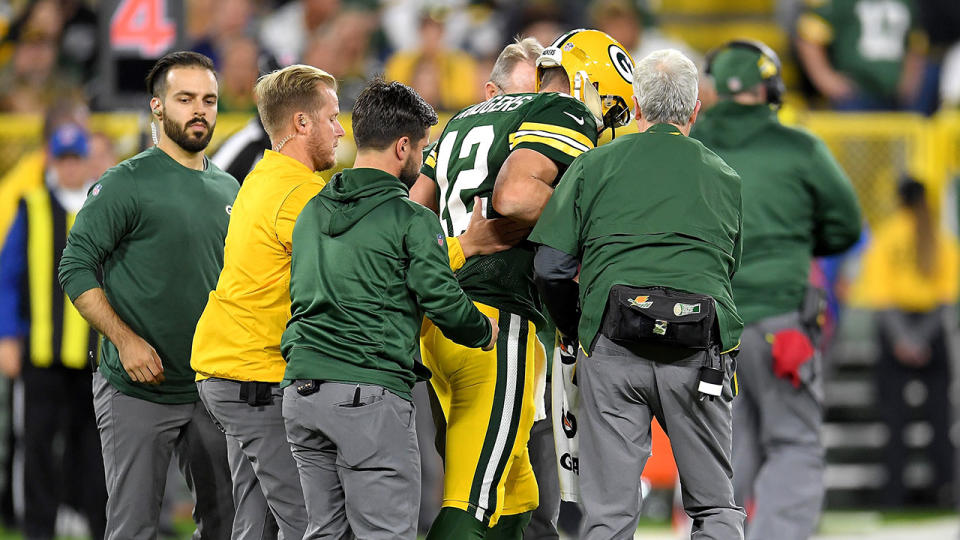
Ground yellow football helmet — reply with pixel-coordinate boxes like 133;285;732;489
535;28;636;132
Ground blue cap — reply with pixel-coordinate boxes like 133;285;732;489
48;124;89;158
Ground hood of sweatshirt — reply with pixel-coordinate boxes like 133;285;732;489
316;168;408;235
692;101;777;149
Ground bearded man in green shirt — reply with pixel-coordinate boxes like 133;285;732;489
693;41;862;540
59;51;236;539
531;48;745;540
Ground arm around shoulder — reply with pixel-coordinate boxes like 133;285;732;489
405;207;495;349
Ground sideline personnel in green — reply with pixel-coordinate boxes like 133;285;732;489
693;40;861;540
281;79;498;540
531;49;745;539
58;52;236;539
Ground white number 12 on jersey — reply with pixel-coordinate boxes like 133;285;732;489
435;125;495;237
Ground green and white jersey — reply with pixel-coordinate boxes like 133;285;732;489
421;92;599;327
798;0;921;100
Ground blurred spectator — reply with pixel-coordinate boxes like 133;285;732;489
302;10;379;109
0;31;78;114
503;0;586;48
0;100;88;250
381;0;503;58
925;0;960;108
384;9;477;111
87;133;117;182
0;123;107;540
217;36;260;113
795;0;927;110
57;0;99;86
853;177;958;506
590;0;701;65
260;0;341;65
191;0;258;67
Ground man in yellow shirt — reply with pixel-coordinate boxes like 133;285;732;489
190;64;344;540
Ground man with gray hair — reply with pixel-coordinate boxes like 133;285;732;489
484;37;543;100
530;49;746;539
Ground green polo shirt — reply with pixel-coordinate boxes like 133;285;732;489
530;123;744;352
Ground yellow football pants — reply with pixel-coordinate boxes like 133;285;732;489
420;302;542;527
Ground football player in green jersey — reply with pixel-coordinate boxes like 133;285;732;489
410;29;635;539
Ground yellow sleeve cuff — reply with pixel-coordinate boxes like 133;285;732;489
447;236;466;271
797;13;833;45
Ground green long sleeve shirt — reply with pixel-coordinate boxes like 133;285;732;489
530;124;744;352
281;167;493;400
692;102;862;325
58;147;239;403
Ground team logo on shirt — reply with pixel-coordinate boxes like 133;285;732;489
90;184;102;197
628;295;653;309
225;205;232;215
437;234;444;246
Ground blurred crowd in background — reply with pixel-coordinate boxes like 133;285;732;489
2;0;960;538
0;0;959;115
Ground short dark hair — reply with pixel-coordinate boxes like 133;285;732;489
352;79;438;151
145;51;216;98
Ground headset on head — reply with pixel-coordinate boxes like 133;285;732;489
705;39;785;108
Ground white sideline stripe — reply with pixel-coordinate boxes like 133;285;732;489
475;314;521;521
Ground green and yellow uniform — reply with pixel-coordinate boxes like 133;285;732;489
420;92;598;529
59;147;239;403
797;0;924;102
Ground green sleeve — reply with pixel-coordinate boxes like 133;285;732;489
528;155;584;256
58;168;139;301
405;207;492;348
732;195;743;277
807;138;863;256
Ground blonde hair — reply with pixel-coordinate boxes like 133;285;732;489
489;37;543;91
255;64;338;140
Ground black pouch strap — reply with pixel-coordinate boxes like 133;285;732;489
239;381;275;406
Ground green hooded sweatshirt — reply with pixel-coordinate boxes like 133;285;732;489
691;102;862;324
281;167;492;400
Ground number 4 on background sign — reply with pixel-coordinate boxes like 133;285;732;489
111;0;176;57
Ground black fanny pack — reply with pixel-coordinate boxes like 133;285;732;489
600;285;718;349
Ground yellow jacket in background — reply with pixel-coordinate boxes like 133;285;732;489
191;151;326;382
384;50;478;112
0;150;44;247
852;209;960;312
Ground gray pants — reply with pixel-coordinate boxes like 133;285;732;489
92;371;234;540
734;312;824;540
525;379;559;540
198;378;307;540
282;382;420;539
578;335;744;540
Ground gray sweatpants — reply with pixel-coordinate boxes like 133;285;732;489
525;379;560;540
198;378;307;540
577;335;744;540
733;312;824;540
282;381;420;539
92;371;234;540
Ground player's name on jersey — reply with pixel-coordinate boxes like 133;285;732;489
454;94;535;120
